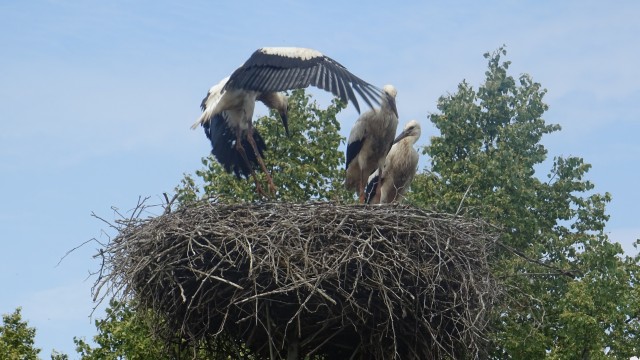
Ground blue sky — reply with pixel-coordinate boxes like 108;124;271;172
1;0;638;357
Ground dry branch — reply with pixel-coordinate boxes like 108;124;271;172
94;201;498;359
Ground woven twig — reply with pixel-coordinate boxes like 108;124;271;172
94;201;498;359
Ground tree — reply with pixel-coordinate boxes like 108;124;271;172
409;47;640;358
74;299;172;360
0;308;40;360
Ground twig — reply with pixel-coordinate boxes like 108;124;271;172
91;200;498;359
456;183;473;216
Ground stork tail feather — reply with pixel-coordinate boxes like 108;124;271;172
203;112;266;179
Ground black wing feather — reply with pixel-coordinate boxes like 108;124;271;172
226;48;382;113
227;49;320;91
296;68;310;88
356;83;380;111
320;56;383;111
334;72;349;104
332;71;340;95
322;66;332;93
261;67;277;90
276;68;293;90
331;65;353;104
349;84;368;113
203;112;266;179
365;173;379;204
286;67;302;89
345;138;363;170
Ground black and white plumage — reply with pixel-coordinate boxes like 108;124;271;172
345;85;399;203
192;47;383;196
203;111;266;179
365;120;421;204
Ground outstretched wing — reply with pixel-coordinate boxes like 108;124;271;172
225;47;381;113
191;76;230;129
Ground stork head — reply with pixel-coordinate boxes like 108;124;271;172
393;120;421;145
382;85;398;118
276;93;290;136
259;92;290;136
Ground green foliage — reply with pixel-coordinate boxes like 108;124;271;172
409;47;640;358
0;308;40;360
74;299;177;360
176;89;352;204
74;298;262;359
51;350;70;360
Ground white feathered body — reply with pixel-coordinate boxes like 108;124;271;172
379;139;419;203
345;107;398;191
345;85;398;195
366;120;422;204
194;76;260;133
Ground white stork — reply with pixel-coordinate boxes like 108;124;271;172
345;85;399;203
192;47;383;196
365;120;421;204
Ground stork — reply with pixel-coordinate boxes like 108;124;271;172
345;85;399;203
202;111;266;180
365;120;421;204
192;47;383;197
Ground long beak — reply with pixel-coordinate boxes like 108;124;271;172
392;128;410;144
388;96;398;118
279;110;290;137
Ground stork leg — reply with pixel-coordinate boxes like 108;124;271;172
235;133;267;198
246;127;277;195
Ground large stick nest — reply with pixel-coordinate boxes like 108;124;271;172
95;201;498;359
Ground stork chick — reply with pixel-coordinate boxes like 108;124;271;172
345;85;399;203
366;120;421;204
